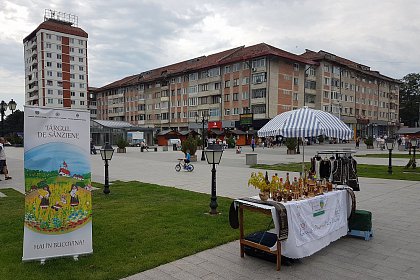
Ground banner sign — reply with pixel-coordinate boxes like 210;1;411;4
288;191;347;247
239;113;253;126
23;106;92;261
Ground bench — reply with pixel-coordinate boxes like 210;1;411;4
141;146;158;152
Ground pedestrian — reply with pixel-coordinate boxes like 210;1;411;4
355;137;360;149
251;136;255;152
0;137;12;180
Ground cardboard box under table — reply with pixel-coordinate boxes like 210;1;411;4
234;190;351;270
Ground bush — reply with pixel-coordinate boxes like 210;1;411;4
317;135;324;143
364;137;374;146
285;138;297;150
116;137;129;149
226;136;236;148
181;135;197;156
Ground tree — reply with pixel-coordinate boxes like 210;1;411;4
399;73;420;127
3;109;24;135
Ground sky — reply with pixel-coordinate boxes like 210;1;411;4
1;0;419;113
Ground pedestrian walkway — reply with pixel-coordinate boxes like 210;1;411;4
2;144;420;279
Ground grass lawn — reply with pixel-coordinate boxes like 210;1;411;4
355;153;414;159
0;182;271;280
252;163;420;181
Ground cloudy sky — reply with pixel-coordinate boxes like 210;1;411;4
1;0;419;112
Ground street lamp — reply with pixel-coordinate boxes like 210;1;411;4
385;138;395;174
100;142;114;194
410;138;417;165
195;111;208;161
204;144;223;215
1;99;17;137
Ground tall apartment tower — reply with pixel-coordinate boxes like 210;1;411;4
23;10;88;108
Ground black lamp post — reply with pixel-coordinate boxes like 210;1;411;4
100;142;114;194
195;111;208;161
204;144;223;215
1;99;17;137
385;138;395;174
410;138;417;165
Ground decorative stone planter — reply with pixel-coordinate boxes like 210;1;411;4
366;146;374;149
117;148;126;153
190;154;198;162
287;149;297;154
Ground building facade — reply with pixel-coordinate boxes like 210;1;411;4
23;10;88;109
95;43;400;138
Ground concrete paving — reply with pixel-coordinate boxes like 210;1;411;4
1;143;420;279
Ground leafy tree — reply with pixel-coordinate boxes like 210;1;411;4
3;109;23;135
399;73;420;127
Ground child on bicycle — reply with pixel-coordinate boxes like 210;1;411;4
184;150;191;169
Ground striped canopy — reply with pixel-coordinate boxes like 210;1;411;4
258;107;353;140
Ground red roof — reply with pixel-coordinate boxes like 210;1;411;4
24;19;88;43
98;43;317;91
59;168;70;175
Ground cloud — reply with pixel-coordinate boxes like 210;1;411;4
1;0;419;111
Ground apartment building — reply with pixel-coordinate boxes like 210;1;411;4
96;43;400;137
23;10;88;109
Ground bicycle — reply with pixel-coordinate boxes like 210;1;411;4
175;159;194;172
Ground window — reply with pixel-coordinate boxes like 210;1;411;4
232;63;241;72
252;73;266;84
214;82;220;90
70;74;75;79
70;38;74;44
46;52;52;58
47;71;53;77
242;92;249;100
79;83;85;88
324;64;330;72
233;108;239;115
57;45;61;51
224;80;231;88
293;77;299;85
57;63;62;68
252;104;266;114
233;93;239;101
224;65;231;73
57;54;62;59
56;35;61;41
199;83;208;91
58;99;63;105
57;72;62;77
47;89;53;95
294;63;299;71
78;49;83;54
79;58;83;63
188;85;198;94
70;47;75;53
57;90;62;95
323;91;329;99
46;34;52;40
47;80;53;86
80;92;85;97
293;92;298;101
233;78;239;86
46;61;52;67
79;75;84;80
252;58;266;68
208;67;220;77
80;101;85;105
224;109;230;115
78;39;84;45
57;81;63;87
70;82;75;88
79;66;84;71
242;77;249;85
224;94;230;102
189;72;198;81
324;77;330;85
47;98;53;104
252;88;266;99
71;100;76;105
46;43;51;49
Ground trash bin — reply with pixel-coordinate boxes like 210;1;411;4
173;143;177;151
246;153;257;165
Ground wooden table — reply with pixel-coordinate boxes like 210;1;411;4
239;203;281;271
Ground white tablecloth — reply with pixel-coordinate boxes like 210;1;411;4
235;190;349;259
